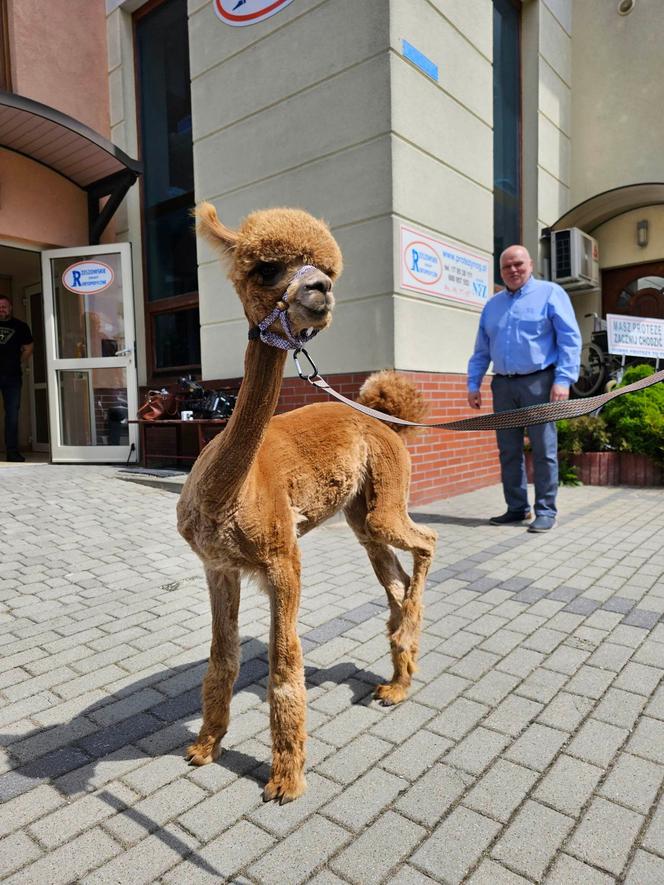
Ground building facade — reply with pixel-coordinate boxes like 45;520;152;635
1;0;663;501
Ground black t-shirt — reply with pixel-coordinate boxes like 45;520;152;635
0;318;34;378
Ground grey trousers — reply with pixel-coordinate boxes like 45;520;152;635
490;368;558;518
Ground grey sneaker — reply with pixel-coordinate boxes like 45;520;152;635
527;516;557;532
489;510;532;525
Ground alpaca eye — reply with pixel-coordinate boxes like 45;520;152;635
255;262;284;287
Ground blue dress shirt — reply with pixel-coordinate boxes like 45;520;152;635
467;276;581;392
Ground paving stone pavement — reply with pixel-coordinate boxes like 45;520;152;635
1;463;664;883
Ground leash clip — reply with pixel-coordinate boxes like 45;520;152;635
293;347;319;381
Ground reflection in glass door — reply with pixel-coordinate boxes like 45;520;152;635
41;244;138;463
25;284;49;452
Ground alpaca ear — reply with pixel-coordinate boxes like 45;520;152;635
194;202;238;260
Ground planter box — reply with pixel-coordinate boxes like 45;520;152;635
526;451;663;486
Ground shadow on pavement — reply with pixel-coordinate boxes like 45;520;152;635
410;511;488;527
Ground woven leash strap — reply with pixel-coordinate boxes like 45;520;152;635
305;367;664;432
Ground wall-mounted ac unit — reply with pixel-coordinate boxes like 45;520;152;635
551;227;599;291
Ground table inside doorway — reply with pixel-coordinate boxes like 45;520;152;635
128;419;228;467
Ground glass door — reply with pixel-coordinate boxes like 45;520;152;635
24;283;49;452
41;244;139;463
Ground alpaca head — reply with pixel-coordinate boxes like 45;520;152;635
196;202;343;339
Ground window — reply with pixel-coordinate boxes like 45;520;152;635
0;0;12;91
493;0;521;284
135;0;199;380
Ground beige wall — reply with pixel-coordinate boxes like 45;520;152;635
0;150;88;247
594;206;664;271
7;0;111;136
571;0;664;204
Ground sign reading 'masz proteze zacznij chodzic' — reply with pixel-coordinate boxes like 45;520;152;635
607;313;664;361
213;0;295;26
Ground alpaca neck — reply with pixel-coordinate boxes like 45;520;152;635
199;339;287;509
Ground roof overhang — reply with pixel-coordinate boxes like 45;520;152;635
545;183;664;235
0;90;142;243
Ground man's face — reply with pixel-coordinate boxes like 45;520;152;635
0;299;12;320
500;248;533;291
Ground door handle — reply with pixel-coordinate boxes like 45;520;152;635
115;347;133;357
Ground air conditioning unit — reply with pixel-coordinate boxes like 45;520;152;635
550;227;599;291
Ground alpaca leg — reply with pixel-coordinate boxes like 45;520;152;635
346;494;436;705
263;554;308;803
186;567;240;766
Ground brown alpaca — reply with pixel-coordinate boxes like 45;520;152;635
177;202;437;803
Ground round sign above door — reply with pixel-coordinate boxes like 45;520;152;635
213;0;295;27
62;260;115;295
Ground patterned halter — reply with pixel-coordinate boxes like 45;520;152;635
248;265;321;351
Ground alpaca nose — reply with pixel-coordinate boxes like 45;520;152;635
296;270;334;313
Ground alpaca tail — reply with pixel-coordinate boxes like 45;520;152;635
356;370;427;437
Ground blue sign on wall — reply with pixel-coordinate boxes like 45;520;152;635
402;40;439;82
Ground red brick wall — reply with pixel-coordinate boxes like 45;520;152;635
176;371;501;504
277;371;501;505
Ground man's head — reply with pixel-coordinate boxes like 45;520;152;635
500;245;533;292
0;297;13;320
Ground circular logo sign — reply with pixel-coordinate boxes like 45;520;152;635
62;261;115;295
213;0;295;27
403;241;442;286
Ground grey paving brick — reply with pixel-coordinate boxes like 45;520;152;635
7;827;121;885
395;763;473;828
632;639;664;669
504;722;568;771
249;772;341;837
464;670;520;707
587;641;633;672
177;775;263;843
538;690;594;732
546;853;615;885
483;694;543;737
248;814;351;885
313;703;382;748
567;718;629;768
646;682;664;720
624;849;664;885
0;783;64;838
0;831;43;879
387;866;439;885
28;782;137;849
382;729;451;781
534;754;603;817
449;649;501;680
163;819;275;884
521;626;566;654
479;628;523;656
599;752;663;814
330;810;425;885
323;767;409;832
466;859;531;883
492;800;574;880
626;716;664;764
614;661;663;697
622;609;660;629
317;734;392;785
602;595;635;614
411;805;501;883
413;672;469;709
496;646;544;678
81;823;198;885
516;667;568;703
594;687;647;730
567;796;644;877
444;726;511;776
427;697;489;741
642;802;664;856
566;665;616;700
103;778;206;846
465;759;538;823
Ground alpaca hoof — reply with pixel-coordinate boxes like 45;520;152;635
185;739;219;766
263;774;307;804
374;682;408;706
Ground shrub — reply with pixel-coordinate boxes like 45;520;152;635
601;365;664;462
557;415;611;454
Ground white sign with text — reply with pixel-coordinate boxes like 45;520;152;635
606;313;664;360
400;225;490;309
213;0;295;26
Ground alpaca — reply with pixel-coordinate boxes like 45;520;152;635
177;202;437;803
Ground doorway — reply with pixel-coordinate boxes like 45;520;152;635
0;244;46;457
602;260;664;319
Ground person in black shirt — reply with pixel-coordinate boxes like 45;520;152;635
0;296;34;462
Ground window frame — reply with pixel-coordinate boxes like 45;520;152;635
0;0;12;91
133;0;200;385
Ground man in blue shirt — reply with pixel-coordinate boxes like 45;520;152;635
467;245;581;532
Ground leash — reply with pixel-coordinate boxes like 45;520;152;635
293;348;664;432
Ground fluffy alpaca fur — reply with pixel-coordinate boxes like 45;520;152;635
177;202;437;803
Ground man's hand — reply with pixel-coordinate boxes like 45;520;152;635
550;383;569;402
467;390;482;409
